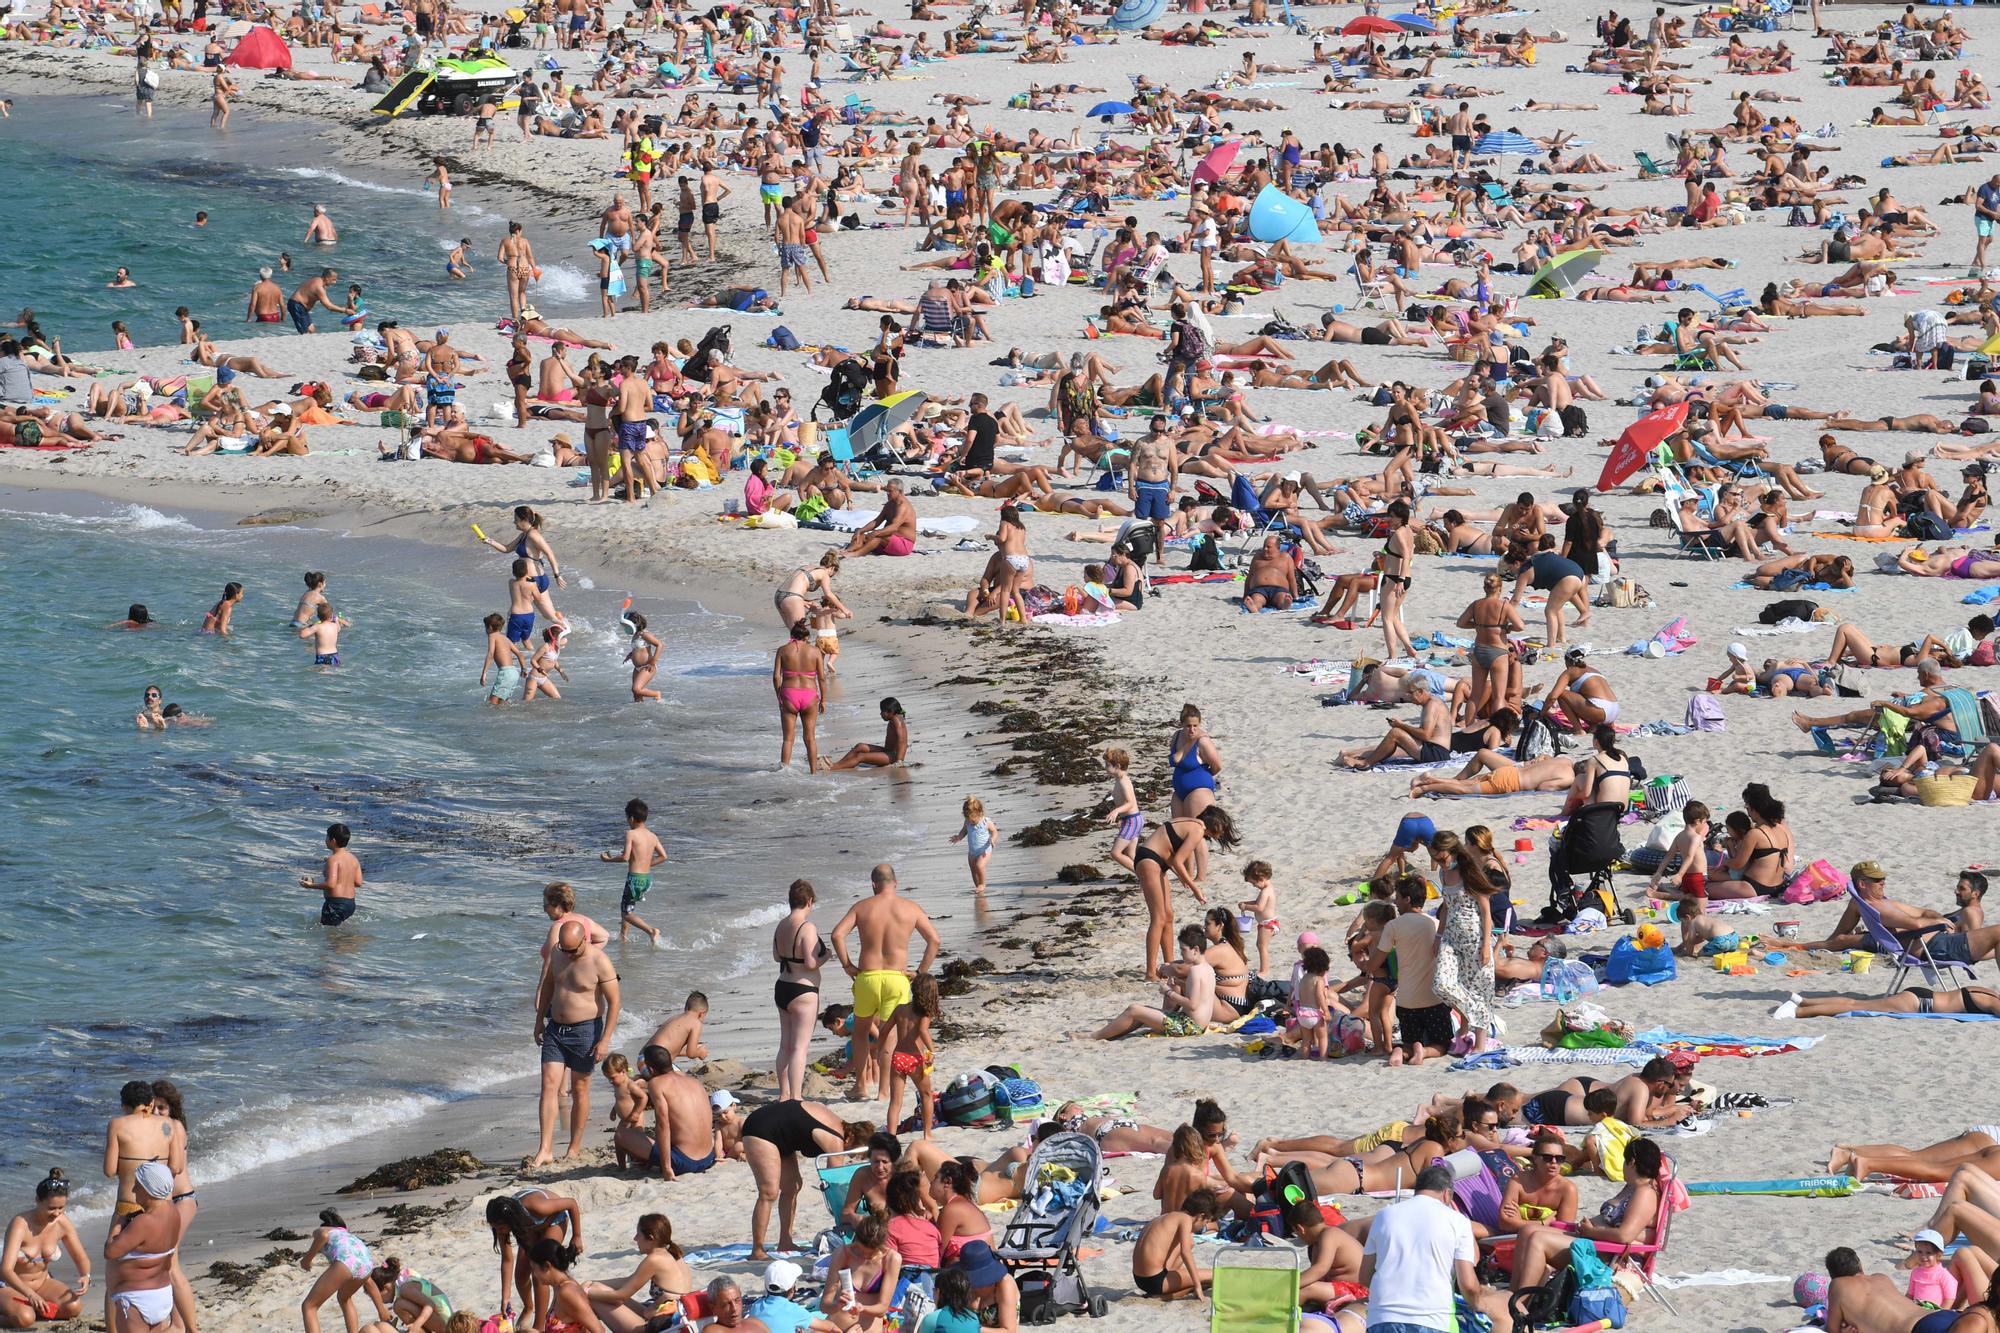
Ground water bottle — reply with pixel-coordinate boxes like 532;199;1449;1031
838;1269;856;1313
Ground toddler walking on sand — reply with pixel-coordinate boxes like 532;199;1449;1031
1102;748;1140;871
951;796;999;892
1238;859;1279;975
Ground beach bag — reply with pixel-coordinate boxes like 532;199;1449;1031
1597;576;1647;609
1507;1269;1578;1330
1570;1283;1627;1329
1759;598;1819;625
939;1072;1000;1127
1917;774;1978;807
1604;937;1676;988
142;67;160;88
1644;775;1689;816
1514;705;1567;763
1783;858;1849;904
1175;318;1211;362
766;325;800;350
1684;693;1726;732
988;1071;1044;1124
1185;534;1222;572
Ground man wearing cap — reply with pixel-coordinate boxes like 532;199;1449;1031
106;1161;194;1333
746;1260;839;1333
618;1044;717;1181
1796;862;1947;952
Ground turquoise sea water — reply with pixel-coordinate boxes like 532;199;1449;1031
0;494;952;1205
0;94;598;351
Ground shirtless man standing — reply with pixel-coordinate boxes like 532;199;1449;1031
499;222;538;321
286;268;339;335
700;161;730;261
303;205;338;246
600;193;634;259
829;864;940;1104
530;921;620;1166
246;268;284;325
615;354;653;503
1128;416;1181;559
775;202;813;296
627;1044;718;1181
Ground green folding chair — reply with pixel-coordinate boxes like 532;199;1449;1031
1209;1246;1301;1333
1635;150;1669;179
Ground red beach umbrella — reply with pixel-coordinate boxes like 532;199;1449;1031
1342;15;1403;34
1192;139;1242;186
1597;401;1688;492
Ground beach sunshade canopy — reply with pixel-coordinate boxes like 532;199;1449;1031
225;24;293;69
849;390;929;453
1192;139;1241;186
1342;14;1402;33
1526;246;1602;296
1392;12;1437;31
1598;401;1689;491
1472;130;1538;156
1246;185;1319;245
1088;101;1139;121
1108;0;1170;30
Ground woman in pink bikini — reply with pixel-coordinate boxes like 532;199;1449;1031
773;621;828;771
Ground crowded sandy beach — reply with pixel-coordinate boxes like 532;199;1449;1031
9;0;2000;1327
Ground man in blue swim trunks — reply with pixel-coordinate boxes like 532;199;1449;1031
632;1045;719;1180
1127;416;1180;558
532;920;619;1166
286;268;339;335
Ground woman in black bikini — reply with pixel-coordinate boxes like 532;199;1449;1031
1198;907;1254;1016
1132;808;1240;981
1782;983;2000;1019
1818;433;1879;477
1708;782;1795;899
740;1101;874;1260
1269;1112;1470;1200
1379;500;1419;662
771;879;828;1102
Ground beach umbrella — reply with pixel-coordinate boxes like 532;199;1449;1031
848;390;929;456
1087;100;1139;122
1392;12;1438;31
1597;401;1688;492
1472;130;1538;157
1108;0;1170;31
224;23;292;69
1192;139;1242;186
1342;14;1402;34
1525;246;1602;297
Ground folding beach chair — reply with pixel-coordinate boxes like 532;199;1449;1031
1208;1245;1301;1333
1658;469;1731;561
825;426;854;464
809;1149;870;1247
1225;472;1300;566
1685;282;1748;311
1634;150;1670;180
1852;887;1983;992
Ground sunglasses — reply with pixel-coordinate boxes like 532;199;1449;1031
1536;1153;1564;1163
1199;1128;1226;1142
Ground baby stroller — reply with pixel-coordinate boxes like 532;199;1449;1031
996;1131;1108;1322
1541;801;1625;924
680;324;731;383
500;7;529;46
815;359;871;424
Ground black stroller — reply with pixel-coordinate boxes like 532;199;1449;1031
680;324;731;383
1541;801;1624;924
815;359;871;424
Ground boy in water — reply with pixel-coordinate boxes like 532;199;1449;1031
301;822;363;925
480;611;525;704
507;557;559;646
602;797;665;944
298;602;348;667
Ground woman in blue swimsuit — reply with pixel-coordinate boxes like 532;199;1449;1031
480;505;566;594
1169;704;1223;819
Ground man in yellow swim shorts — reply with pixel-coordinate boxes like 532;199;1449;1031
831;863;941;1100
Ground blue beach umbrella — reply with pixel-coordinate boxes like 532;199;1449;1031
1392;12;1437;32
1087;100;1139;122
1472;130;1539;156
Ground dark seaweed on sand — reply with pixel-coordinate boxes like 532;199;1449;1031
338;1147;483;1194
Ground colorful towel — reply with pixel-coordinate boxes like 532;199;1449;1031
1835;1010;1999;1022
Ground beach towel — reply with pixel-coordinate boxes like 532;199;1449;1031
1032;611;1122;627
1654;1269;1796;1289
1450;1045;1655;1072
1834;1010;2000;1022
1634;1027;1822;1057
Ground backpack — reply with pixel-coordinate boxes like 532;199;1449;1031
1685;692;1726;732
987;1068;1043;1124
1759;598;1819;625
766;325;800;351
1514;704;1567;763
1185;533;1222;572
1903;510;1951;541
1560;403;1589;438
939;1072;1000;1127
1176;318;1211;362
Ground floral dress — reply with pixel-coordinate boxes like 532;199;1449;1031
1431;883;1495;1043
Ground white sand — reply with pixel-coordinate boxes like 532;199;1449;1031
8;1;2000;1329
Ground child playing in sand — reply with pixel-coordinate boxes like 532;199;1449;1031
1102;748;1140;871
480;611;524;704
648;992;709;1062
884;972;942;1138
1716;642;1756;695
624;611;663;701
817;1004;857;1081
524;624;567;702
1131;1190;1220;1301
601;1053;645;1165
299;602;349;668
951;796;999;892
1238;860;1279;975
1288;946;1333;1059
601;796;665;944
810;602;841;675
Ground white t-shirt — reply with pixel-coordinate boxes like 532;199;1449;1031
1361;1193;1476;1332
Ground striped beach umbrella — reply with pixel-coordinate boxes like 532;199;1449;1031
1472;130;1539;156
